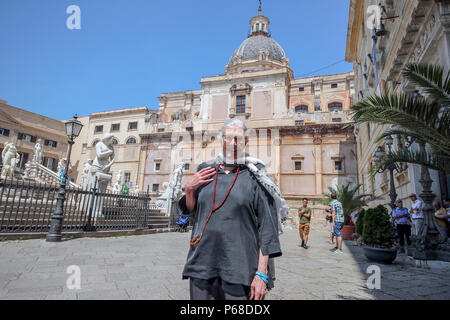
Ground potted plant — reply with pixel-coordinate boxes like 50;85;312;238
360;205;398;264
318;184;373;240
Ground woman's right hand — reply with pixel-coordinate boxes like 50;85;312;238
184;167;216;213
185;167;216;194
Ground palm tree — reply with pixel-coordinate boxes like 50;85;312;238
345;63;450;175
317;184;375;225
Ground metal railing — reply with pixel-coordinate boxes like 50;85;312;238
0;177;167;233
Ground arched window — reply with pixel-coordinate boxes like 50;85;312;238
126;137;137;144
328;102;343;112
111;138;118;145
295;105;308;113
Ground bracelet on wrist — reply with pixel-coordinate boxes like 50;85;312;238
255;271;269;284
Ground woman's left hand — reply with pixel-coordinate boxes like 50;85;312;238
250;275;267;300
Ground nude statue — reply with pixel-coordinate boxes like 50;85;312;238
92;134;115;175
112;170;122;194
86;134;116;217
81;159;93;189
1;142;21;179
33;139;43;164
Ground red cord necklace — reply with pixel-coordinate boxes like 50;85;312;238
190;164;240;246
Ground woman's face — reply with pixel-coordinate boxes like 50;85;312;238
222;125;247;163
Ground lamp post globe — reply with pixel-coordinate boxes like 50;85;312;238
46;114;83;242
373;146;384;162
385;135;394;147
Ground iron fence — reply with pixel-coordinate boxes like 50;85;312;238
0;177;168;233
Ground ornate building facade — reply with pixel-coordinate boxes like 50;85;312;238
70;106;156;190
138;7;357;226
0;99;68;172
346;0;450;208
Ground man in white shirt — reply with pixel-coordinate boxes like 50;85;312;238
409;193;424;238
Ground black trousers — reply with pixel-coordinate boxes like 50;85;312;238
189;278;250;300
396;224;412;247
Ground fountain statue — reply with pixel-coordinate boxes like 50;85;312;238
156;161;185;214
80;159;93;190
32;139;43;165
112;170;122;194
1;142;20;179
85;134;115;217
134;185;140;197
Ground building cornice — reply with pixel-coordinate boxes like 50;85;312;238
201;67;292;85
345;0;365;63
90;106;151;119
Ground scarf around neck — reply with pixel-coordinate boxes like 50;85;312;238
216;152;290;234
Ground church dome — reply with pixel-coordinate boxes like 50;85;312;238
228;35;287;65
225;5;290;74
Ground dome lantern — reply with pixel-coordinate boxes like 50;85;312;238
249;1;270;37
225;1;290;75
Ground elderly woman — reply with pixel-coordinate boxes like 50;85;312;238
179;118;283;300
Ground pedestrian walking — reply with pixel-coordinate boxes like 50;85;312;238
298;198;311;249
329;192;344;254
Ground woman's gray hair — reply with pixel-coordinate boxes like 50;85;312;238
219;118;247;137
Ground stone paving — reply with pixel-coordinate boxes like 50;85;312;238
0;228;449;300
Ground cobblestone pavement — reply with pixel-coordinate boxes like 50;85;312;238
0;228;449;300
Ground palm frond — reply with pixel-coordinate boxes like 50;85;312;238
370;149;450;177
403;63;450;107
349;93;450;153
374;128;450;156
317;184;376;222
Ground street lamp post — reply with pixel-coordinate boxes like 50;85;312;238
373;135;407;210
376;134;445;261
410;140;443;260
46;115;83;242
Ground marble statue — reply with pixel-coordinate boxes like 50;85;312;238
81;159;93;190
171;162;185;200
134;185;140;197
87;134;115;189
156;182;171;210
85;134;115;217
1;142;20;179
155;161;186;214
112;170;122;194
32;139;43;165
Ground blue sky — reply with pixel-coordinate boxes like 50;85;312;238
0;0;352;120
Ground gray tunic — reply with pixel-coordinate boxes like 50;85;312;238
179;161;282;289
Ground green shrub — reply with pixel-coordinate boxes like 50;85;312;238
356;208;366;235
362;205;395;249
